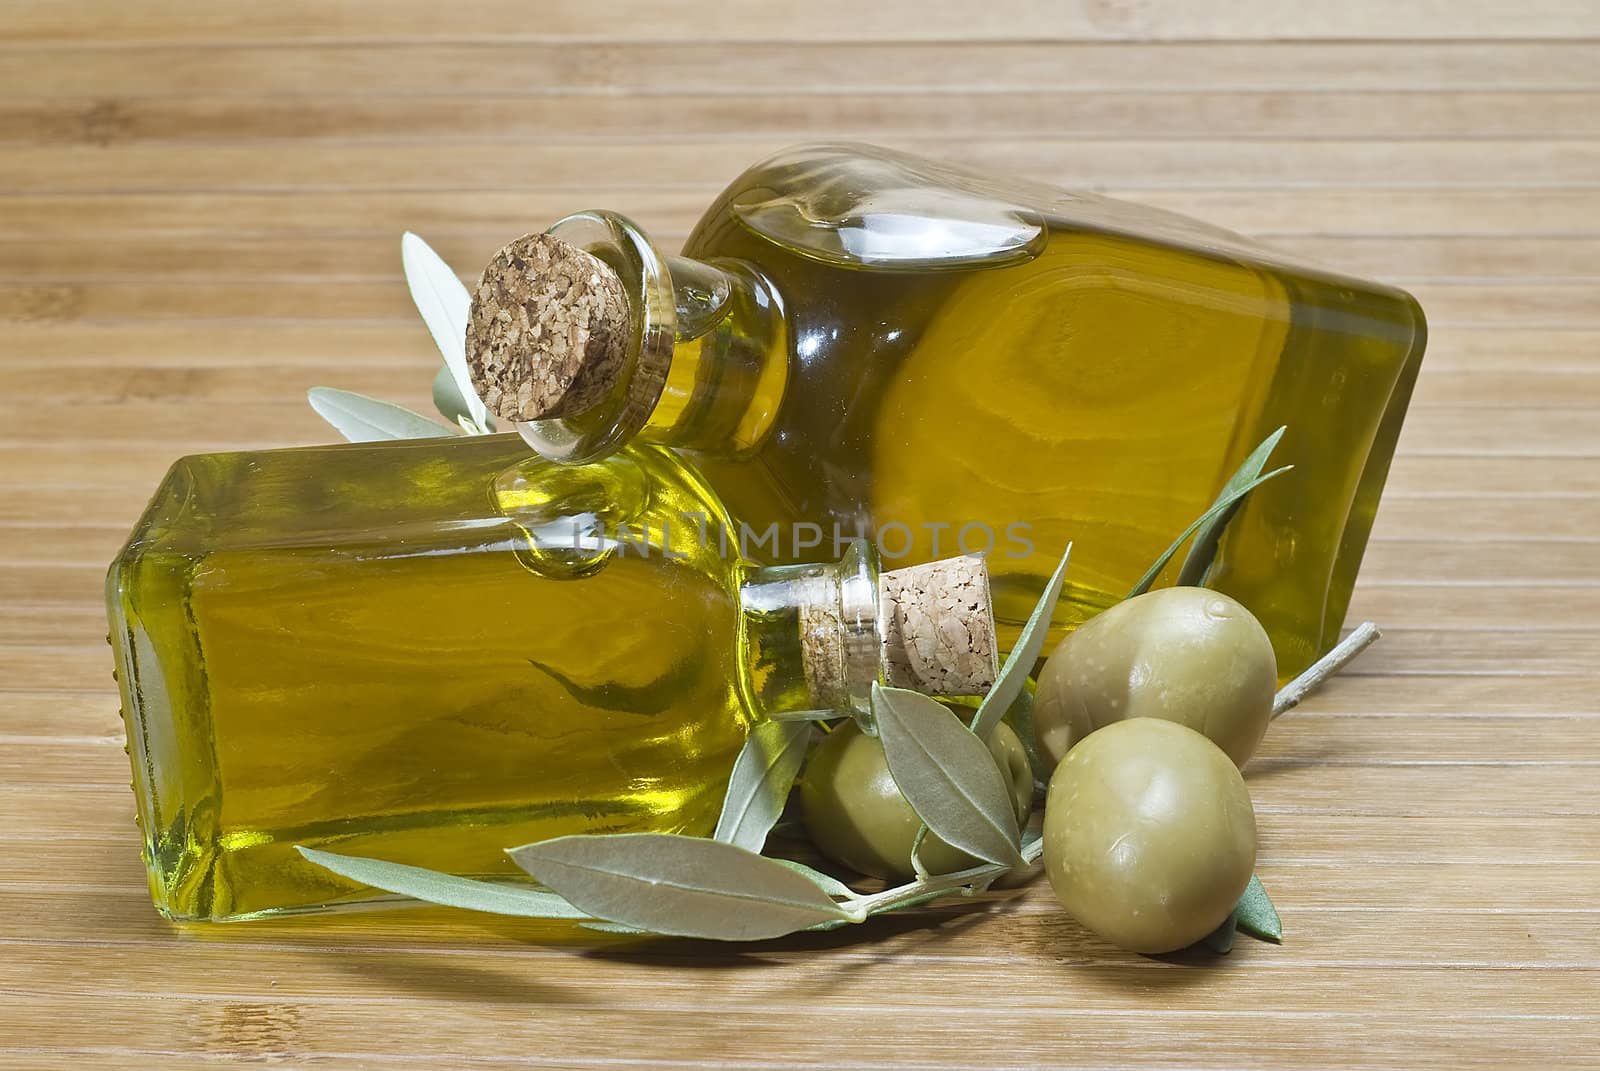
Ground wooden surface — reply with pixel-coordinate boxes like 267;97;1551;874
3;4;1598;1068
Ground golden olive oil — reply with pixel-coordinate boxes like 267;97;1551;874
109;437;751;920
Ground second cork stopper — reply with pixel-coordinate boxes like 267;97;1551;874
799;553;1000;715
879;556;1000;698
465;233;632;423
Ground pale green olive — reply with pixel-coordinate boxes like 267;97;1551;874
1043;717;1256;954
800;718;1033;881
1034;586;1277;768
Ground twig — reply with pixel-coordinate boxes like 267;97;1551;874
1272;621;1382;720
842;836;1045;921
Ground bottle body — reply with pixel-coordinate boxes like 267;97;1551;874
108;436;753;920
624;143;1425;674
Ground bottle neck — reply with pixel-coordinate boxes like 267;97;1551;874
647;255;789;456
738;541;881;722
516;211;789;465
736;544;1003;722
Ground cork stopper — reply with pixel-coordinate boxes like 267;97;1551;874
879;556;1000;697
465;232;631;422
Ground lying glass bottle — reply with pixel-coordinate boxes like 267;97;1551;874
466;142;1427;675
106;434;996;921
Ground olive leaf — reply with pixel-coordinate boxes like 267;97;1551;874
433;365;489;436
401;231;493;435
770;858;861;901
506;833;853;941
303;839;1029;940
1020;827;1045;865
307;387;458;442
1001;684;1053;786
295;846;590;918
711;719;812;853
1176;426;1286;588
872;684;1025;870
1199;910;1239;954
1235;873;1283;943
1126;462;1292;599
579;920;648;935
969;542;1071;743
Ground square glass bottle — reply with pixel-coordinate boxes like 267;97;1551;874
107;435;995;920
472;143;1427;676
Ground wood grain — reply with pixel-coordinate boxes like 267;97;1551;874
8;2;1600;43
5;42;1600;97
9;234;1600;284
7;279;1599;327
10;139;1600;194
7;189;1599;240
1;3;1595;1068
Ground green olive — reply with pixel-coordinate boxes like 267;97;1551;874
1043;717;1256;954
1034;586;1277;768
801;718;1033;881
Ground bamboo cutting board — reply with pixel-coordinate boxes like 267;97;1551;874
2;3;1598;1067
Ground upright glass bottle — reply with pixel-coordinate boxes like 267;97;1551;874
466;142;1427;675
107;435;996;921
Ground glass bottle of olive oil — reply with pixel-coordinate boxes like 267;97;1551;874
107;434;995;921
471;143;1427;676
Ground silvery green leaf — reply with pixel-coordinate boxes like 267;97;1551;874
1177;426;1286;588
1020;827;1045;865
872;684;1025;870
506;833;853;941
770;858;860;901
579;920;648;935
307;387;457;442
1200;910;1238;954
402;232;491;434
432;365;490;435
767;815;807;841
712;719;811;853
970;542;1071;742
1126;464;1292;599
1235;873;1283;943
1000;684;1052;786
777;708;850;722
295;846;590;918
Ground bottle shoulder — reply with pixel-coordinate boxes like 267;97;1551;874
688;141;1420;314
109;435;739;582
